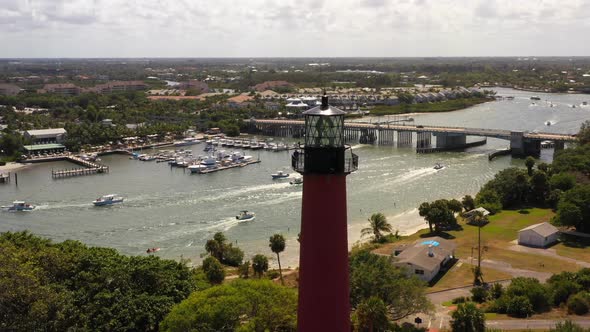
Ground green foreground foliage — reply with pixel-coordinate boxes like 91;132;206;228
160;279;297;332
0;231;196;331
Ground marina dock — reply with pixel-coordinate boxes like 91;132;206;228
51;156;109;179
0;172;10;184
193;159;261;174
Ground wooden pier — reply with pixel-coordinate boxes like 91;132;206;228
0;172;10;184
194;160;261;174
51;156;109;179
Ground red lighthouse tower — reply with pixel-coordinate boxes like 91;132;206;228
292;94;358;331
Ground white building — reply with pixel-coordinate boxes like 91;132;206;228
518;222;559;248
392;237;457;282
24;128;67;144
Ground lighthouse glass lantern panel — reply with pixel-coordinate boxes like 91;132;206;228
304;113;344;148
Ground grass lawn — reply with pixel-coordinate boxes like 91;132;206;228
428;263;512;293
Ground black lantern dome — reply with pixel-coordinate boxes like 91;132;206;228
292;94;358;174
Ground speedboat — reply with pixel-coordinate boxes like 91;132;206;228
530;96;541;100
290;177;303;185
146;247;161;254
271;171;290;179
236;210;255;221
546;121;551;126
434;163;444;170
2;201;35;212
93;194;124;206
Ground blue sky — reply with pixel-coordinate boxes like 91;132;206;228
1;0;589;57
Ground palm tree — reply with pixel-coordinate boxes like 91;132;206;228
252;254;269;278
361;213;393;242
269;234;286;284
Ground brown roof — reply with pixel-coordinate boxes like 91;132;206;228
227;94;254;104
253;80;292;92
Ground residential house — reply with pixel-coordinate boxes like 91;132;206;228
391;237;457;282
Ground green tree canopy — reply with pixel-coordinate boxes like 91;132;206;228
554;185;590;232
0;231;195;331
418;199;458;233
451;302;485;332
252;254;269;278
160;279;297;332
349;249;433;321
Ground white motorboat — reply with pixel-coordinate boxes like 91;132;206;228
434;163;445;170
189;156;218;173
271;170;290;179
236;210;255;221
290;177;303;185
2;201;36;212
93;194;124;206
225;140;235;147
139;154;156;161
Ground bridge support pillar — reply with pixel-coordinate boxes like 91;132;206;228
434;132;466;149
416;132;432;148
510;131;541;157
554;141;565;153
397;131;412;147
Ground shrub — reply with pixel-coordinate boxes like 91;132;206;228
567;293;590;315
505;277;550;313
551;281;581;306
202;256;225;284
223;246;244;267
238;260;250;279
507;296;533;317
550;320;588;332
471;287;489;303
452;296;468;304
490;283;504;299
0;161;6;166
267;270;280;280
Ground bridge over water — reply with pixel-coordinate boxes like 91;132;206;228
248;119;577;157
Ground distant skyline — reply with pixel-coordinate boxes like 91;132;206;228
1;0;589;58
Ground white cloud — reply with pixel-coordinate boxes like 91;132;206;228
0;0;588;57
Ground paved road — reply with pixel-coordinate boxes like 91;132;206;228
487;319;590;330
